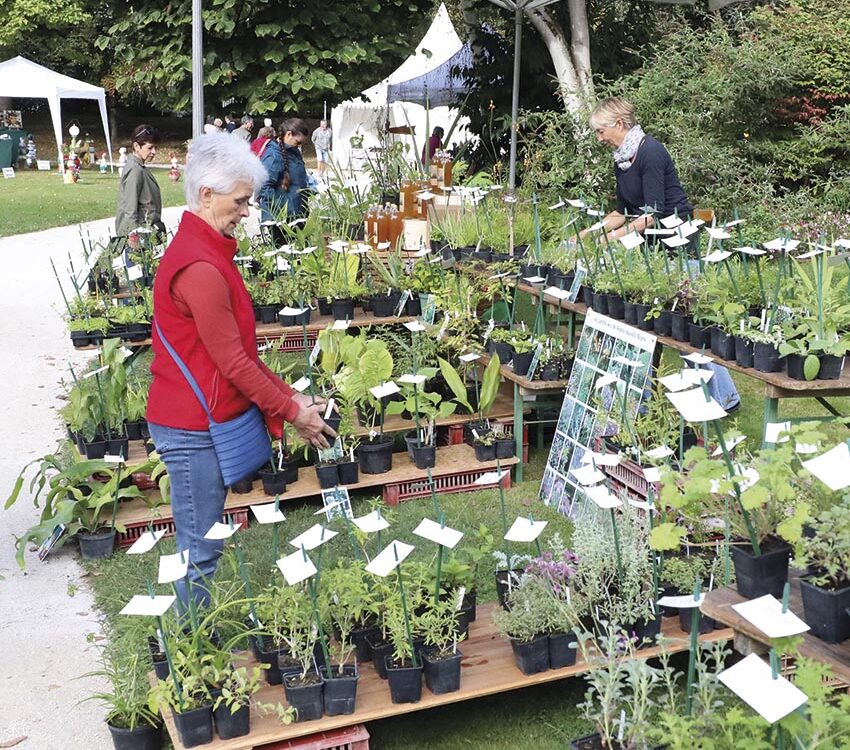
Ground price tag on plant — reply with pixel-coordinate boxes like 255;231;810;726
309;341;321;366
126;528;166;555
120;594;177;617
250;502;286;525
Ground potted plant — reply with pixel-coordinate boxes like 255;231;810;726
795;495;850;643
146;652;213;748
383;594;423;704
85;647;163;750
367;251;407;316
208;665;263;739
492;576;552;675
387;376;455;469
418;595;465;694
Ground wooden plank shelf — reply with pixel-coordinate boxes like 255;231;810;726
158;603;732;750
702;580;850;685
115;444;518;544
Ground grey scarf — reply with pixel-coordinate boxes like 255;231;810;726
613;125;646;171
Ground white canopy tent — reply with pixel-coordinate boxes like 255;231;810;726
0;56;114;172
330;3;471;170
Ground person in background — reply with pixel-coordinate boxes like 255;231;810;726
234;115;253;143
250;126;276;159
224;113;238;133
422;126;444;164
115;124;164;237
257;118;311;240
212;117;225;132
311;119;332;179
584;96;740;411
203;116;217;135
147;134;334;605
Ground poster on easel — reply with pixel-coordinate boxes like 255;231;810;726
0;110;22;129
539;309;656;518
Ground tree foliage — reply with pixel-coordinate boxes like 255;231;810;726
95;0;433;113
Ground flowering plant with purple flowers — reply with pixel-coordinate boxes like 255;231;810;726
524;548;579;598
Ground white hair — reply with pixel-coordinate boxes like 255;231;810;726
184;133;267;211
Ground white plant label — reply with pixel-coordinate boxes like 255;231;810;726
665;387;728;423
120;594;176;617
250;502;286;525
126;529;166;555
277;549;317;585
801;442;850;491
289;523;337;551
365;540;415;577
158;550;190;584
732;595;810;639
204;521;242;540
352;509;390;534
717;653;807;724
369;381;400;399
473;469;509;486
331;319;351;331
291;376;311;392
413;518;464;549
504;516;548;542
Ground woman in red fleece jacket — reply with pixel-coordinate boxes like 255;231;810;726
147;133;334;605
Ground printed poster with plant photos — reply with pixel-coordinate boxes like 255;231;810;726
540;309;656;518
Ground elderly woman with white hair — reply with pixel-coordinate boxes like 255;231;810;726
146;134;335;605
586;96;692;239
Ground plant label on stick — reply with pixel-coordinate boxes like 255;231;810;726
365;540;415;577
644;446;674;461
764;237;800;252
504;516;547;542
619;231;644;250
127;265;144;281
395;290;412;317
525;343;544;380
570;464;605;486
473;469;509;486
662;234;691;249
544;286;571;300
37;524;66;561
732;595;810;638
280;306;307;316
642;466;662;483
584;483;623;509
711;434;746;457
717;654;807;724
665;388;728;422
580;449;621;467
120;594;176;617
309;341;321;366
352;509;390;533
459;352;480;363
369;381;400;399
291;376;311;393
158;550;190;584
126;528;166;555
204;521;242;540
82;365;109;380
332;319;350;330
413;518;463;548
398;373;427;385
763;421;792;444
289;523;338;551
801;442;850;491
403;320;426;333
251;502;286;525
324;399;336;419
656;593;706;609
277;548;317;585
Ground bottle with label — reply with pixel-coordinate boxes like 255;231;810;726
376;205;389;246
443;156;453;189
418;178;432;219
363;205;377;245
400;178;414;218
389;206;403;249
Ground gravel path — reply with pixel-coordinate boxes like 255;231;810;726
0;207;185;749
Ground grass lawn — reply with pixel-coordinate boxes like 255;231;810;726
0;168;186;238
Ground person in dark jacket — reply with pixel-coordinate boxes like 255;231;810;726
587;97;692;239
115;124;164;236
257;118;311;243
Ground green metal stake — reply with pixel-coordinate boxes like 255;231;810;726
434;512;446;603
684;577;702;715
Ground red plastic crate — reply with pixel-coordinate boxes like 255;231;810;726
383;465;511;506
262;724;370;750
441;422;528;462
116;508;250;548
274;331;319;353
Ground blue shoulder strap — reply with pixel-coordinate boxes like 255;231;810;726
154;319;214;423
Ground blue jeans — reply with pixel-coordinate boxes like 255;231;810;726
148;422;227;608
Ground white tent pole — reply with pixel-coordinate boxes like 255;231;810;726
96;94;115;172
47;92;64;175
507;4;522;194
192;0;204;137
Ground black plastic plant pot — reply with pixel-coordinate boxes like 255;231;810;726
487;340;514;364
284;672;324;722
124;323;151;342
315;463;340;489
653;310;672;337
548;632;578;669
621;616;661;646
734;336;755;369
230;477;253;494
512;351;534;376
323;413;342;434
147;636;170;681
337;460;359;485
607;295;626;320
710;328;736;361
463;590;478;621
371;291;401;318
107;720;163;750
259;469;287;496
124;420;145;441
753;342;780;372
730;539;791;598
634;303;654;331
411;444;436;469
670;312;691;342
785;354;808;380
510;634;550;675
581;286;594;307
367;636;393;680
539;362;561;381
351;625;381;662
106;435;130;458
472;249;493;263
323;665;359;716
473;442;497;462
678;608;717;635
495;437;515;459
799;577;850;643
385;658;423;704
591;292;608;315
259;304;278;324
819;354;844;380
570;733;607;750
623;301;637;325
331;298;355;321
513;244;530;258
358;436;393;475
422;648;463;694
84;439;108;460
495;568;525;610
213;702;250;740
318;298;332;316
281;457;300;485
172;704;213;748
688;322;712;349
78;529;116;561
406;295;422;317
